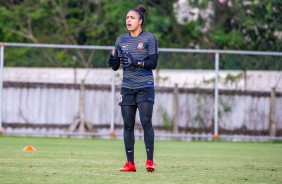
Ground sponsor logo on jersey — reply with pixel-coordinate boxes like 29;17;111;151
137;41;144;50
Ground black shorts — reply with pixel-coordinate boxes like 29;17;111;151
119;87;155;106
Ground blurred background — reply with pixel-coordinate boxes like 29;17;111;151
0;0;281;140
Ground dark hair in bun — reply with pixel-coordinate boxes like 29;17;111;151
137;5;146;14
132;5;146;26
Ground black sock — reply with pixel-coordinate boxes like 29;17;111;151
126;148;134;164
121;105;137;165
146;147;154;161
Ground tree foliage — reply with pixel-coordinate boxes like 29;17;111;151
0;0;281;69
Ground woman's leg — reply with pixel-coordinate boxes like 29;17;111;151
137;102;154;161
121;105;137;164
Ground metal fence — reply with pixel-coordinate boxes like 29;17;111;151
1;42;282;140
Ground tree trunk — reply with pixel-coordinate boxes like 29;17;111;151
269;87;276;136
172;83;179;134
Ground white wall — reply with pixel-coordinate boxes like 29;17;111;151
3;67;282;91
3;83;282;134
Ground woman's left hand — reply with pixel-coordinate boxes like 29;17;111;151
121;51;143;68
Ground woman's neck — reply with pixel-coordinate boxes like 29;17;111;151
130;27;142;37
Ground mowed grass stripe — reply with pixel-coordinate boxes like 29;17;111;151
0;136;281;184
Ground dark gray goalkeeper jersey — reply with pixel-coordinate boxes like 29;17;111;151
114;31;158;89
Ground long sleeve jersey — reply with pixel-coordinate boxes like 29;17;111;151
114;31;159;89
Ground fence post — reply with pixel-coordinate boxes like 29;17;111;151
155;69;159;87
0;44;4;134
269;87;276;136
109;70;115;138
213;52;219;140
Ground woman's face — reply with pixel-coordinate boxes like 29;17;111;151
126;10;142;32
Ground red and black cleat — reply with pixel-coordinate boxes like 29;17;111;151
119;161;136;172
146;160;155;172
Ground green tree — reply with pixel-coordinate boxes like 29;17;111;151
0;0;281;69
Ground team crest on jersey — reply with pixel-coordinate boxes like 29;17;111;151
137;41;144;50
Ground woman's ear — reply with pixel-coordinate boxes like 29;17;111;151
139;19;142;25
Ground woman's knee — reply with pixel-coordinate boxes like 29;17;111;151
124;123;135;132
140;116;152;129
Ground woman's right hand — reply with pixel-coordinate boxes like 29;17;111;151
108;49;119;67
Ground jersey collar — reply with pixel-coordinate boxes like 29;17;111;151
128;30;144;37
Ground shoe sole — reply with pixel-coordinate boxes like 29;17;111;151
146;167;155;172
119;170;136;172
120;170;136;172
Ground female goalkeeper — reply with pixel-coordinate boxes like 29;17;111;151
108;5;159;172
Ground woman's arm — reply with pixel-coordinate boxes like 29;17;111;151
143;53;158;69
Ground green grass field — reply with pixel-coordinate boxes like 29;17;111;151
0;136;281;184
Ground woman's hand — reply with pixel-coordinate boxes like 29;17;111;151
108;49;119;67
121;51;143;68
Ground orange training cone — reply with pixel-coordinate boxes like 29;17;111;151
213;134;220;140
23;146;36;152
109;132;116;139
